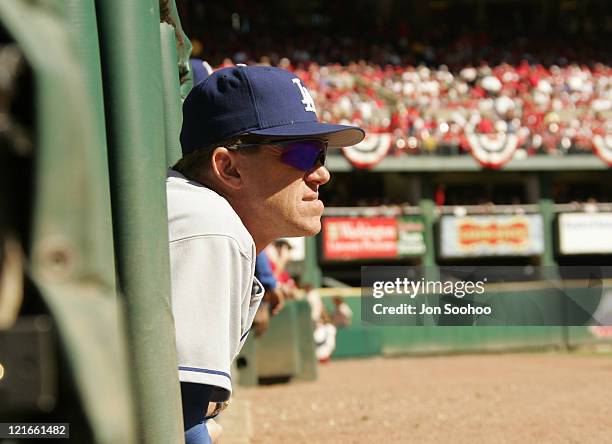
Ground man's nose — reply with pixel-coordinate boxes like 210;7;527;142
306;165;331;186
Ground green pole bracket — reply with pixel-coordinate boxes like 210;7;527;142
159;0;193;99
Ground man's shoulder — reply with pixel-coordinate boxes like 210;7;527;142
166;169;253;251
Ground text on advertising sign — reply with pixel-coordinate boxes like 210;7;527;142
322;216;425;261
439;214;544;258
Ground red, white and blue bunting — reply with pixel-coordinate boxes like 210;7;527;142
466;131;519;169
342;133;392;169
593;134;612;166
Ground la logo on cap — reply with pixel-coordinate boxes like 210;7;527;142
292;78;317;113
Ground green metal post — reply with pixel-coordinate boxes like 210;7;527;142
419;174;437;270
418;173;439;326
537;173;558;268
160;22;183;168
538;173;567;348
64;0;116;289
0;1;137;442
303;235;322;287
95;0;183;442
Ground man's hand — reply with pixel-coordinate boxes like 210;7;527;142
253;302;270;336
206;402;218;417
206;419;223;443
266;287;287;316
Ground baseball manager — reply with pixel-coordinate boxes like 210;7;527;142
166;65;365;443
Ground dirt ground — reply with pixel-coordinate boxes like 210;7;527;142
244;353;612;444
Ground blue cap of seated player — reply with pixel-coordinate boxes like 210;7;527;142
180;65;365;155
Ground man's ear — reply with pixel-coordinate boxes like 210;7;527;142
210;148;242;191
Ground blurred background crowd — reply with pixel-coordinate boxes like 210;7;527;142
179;0;612;157
292;60;611;157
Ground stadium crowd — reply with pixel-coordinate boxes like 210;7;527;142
292;60;612;157
192;54;606;158
188;24;611;158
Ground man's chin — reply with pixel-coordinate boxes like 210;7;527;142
288;219;322;238
303;225;321;237
303;219;322;236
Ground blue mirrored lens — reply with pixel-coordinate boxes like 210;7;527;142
279;140;327;171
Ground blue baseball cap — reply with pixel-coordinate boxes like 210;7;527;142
180;65;365;155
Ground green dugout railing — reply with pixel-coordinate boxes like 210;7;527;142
0;0;193;442
0;0;136;442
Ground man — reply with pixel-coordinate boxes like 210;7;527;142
166;65;364;443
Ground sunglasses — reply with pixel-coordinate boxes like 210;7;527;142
230;139;328;171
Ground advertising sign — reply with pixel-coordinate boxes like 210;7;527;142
439;214;544;258
322;216;425;261
558;212;612;255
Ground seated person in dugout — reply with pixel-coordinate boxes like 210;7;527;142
167;65;365;443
